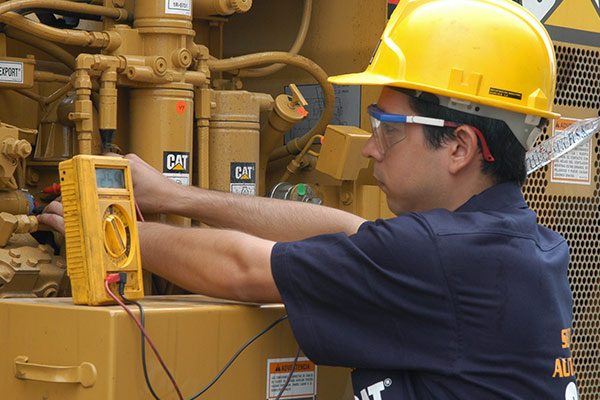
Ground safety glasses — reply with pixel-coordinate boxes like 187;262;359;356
367;104;495;162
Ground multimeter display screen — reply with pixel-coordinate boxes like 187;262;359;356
96;168;125;189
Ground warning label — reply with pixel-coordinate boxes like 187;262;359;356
230;162;256;196
165;0;191;16
266;357;317;400
0;61;23;83
163;151;190;186
551;118;592;185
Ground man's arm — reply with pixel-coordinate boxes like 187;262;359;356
126;153;366;241
140;222;280;302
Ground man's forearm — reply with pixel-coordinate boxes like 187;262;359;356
165;185;366;241
138;222;280;303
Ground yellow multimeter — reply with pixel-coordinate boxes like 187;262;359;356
59;155;144;305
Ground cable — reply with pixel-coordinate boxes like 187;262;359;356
119;284;160;400
108;273;292;400
188;315;289;400
104;275;184;400
275;347;301;400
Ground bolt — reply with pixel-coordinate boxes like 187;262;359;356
26;258;37;267
8;249;20;258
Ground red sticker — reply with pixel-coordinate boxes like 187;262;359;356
176;100;186;115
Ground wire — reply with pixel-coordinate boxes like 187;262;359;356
135;200;145;222
275;347;301;400
189;315;289;400
104;276;184;400
119;282;161;400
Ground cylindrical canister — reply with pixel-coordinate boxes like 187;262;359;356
129;87;194;226
208;90;261;194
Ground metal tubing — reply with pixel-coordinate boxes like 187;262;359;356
0;13;117;48
34;71;71;83
208;52;334;161
4;27;76;70
0;0;128;21
239;0;312;78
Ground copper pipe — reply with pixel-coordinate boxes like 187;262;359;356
208;52;334;161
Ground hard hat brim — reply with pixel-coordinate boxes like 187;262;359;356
328;72;560;120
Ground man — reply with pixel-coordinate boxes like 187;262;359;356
40;0;578;398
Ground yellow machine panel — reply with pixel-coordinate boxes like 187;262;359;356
59;155;143;305
0;296;350;400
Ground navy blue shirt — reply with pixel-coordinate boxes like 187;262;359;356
271;182;577;399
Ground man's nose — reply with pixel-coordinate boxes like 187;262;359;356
362;134;384;162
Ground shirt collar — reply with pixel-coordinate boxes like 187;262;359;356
456;181;528;213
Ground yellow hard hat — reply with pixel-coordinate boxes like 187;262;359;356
329;0;559;121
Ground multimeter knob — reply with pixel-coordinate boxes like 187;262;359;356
103;209;129;258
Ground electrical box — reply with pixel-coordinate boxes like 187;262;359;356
316;125;371;181
0;296;352;400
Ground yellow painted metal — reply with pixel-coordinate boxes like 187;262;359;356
0;296;351;400
545;0;600;34
329;0;559;120
129;87;194;226
316;125;371;181
59;155;143;305
208;90;263;194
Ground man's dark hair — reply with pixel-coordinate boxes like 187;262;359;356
395;88;529;185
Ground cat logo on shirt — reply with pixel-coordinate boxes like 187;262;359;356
355;378;392;400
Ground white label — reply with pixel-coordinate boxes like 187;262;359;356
165;0;191;16
266;357;317;400
230;183;255;196
0;61;23;83
163;172;189;186
551;118;592;185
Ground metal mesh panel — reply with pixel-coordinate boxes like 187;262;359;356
522;44;600;399
554;45;600;111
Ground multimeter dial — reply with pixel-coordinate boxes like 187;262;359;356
102;204;132;265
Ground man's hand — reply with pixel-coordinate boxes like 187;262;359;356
123;153;181;215
37;199;65;235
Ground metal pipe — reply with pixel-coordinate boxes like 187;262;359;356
0;13;120;49
0;0;128;21
239;0;312;78
34;71;71;83
4;26;76;70
208;52;334;161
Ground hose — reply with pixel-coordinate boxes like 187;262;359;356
0;0;127;21
4;26;76;70
238;0;312;78
208;52;334;161
0;13;114;48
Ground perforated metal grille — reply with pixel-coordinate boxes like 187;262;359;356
554;45;600;112
523;44;600;400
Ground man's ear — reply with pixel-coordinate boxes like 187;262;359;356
447;125;481;175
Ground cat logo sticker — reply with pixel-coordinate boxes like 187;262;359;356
163;151;190;186
230;162;256;196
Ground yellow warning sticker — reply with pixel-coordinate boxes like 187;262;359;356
266;357;316;399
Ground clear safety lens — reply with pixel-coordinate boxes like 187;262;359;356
369;116;408;154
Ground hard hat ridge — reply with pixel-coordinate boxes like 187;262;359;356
329;0;560;147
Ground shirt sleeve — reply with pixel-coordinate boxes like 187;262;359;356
271;213;460;371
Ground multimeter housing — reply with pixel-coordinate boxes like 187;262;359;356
59;155;144;305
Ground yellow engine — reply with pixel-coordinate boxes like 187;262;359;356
0;0;596;399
